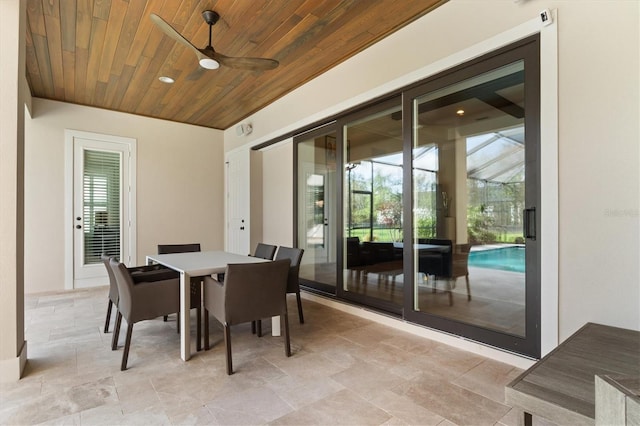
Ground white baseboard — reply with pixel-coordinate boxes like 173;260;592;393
301;292;536;370
0;340;27;382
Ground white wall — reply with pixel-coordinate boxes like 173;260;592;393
261;141;294;247
227;0;640;347
0;0;27;381
24;99;224;294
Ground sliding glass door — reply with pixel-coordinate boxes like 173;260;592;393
339;98;404;312
403;35;540;356
296;126;338;293
294;35;540;357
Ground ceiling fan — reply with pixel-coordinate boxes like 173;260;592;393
150;10;279;71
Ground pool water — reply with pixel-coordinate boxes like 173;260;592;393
468;246;525;273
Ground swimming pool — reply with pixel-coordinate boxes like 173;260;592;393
468;246;525;273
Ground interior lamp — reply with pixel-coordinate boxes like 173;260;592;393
199;57;220;69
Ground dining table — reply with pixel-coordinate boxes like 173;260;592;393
145;250;271;361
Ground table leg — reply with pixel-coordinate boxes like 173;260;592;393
180;271;191;361
513;410;532;426
271;316;281;336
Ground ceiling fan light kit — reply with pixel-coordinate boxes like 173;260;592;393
199;58;220;69
150;10;279;73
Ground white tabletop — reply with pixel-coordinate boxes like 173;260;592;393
146;250;269;277
145;250;274;361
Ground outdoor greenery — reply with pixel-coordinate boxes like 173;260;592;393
345;159;525;245
467;179;525;244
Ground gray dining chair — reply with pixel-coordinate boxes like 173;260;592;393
108;258;180;370
451;243;472;301
203;259;291;375
274;246;305;324
157;243;203;350
102;254;120;334
102;254;174;345
219;243;277;287
252;243;277;260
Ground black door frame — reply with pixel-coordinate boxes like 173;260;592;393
294;34;541;358
402;34;541;358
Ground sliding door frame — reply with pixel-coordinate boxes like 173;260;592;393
293;33;544;359
402;34;541;358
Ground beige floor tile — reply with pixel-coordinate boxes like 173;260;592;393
0;287;537;425
399;374;511;425
330;359;407;401
266;375;345;410
451;358;522;404
168;405;218;425
270;389;391;425
206;385;294;424
370;389;444;425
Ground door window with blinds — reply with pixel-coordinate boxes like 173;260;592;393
82;149;121;264
69;130;134;289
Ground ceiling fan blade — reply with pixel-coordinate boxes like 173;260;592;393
211;51;279;71
150;13;209;64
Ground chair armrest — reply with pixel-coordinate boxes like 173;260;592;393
203;276;226;321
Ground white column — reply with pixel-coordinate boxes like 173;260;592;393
0;0;27;382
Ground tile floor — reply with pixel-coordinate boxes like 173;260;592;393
1;288;555;425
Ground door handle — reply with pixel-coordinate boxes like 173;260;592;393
523;207;536;240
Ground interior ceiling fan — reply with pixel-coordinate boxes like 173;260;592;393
150;10;279;71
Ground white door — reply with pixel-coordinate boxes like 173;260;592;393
69;131;136;288
225;148;250;255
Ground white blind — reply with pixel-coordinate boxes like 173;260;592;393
83;149;121;264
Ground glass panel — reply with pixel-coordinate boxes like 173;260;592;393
412;61;526;337
297;132;337;289
83;149;121;265
343;100;403;306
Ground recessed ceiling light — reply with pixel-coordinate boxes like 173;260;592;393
158;76;174;84
456;109;465;116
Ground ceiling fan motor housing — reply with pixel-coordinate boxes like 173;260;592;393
202;10;220;26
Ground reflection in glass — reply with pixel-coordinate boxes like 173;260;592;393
412;61;526;337
343;100;403;306
297;133;337;288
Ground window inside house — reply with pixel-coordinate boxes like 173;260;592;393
82;149;121;264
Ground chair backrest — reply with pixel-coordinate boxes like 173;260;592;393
274;246;304;293
158;243;201;254
222;259;291;325
110;258;180;324
418;238;453;277
452;244;471;278
346;237;362;267
102;254;119;304
109;258;136;319
253;243;277;260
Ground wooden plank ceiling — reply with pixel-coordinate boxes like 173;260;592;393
25;0;446;130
